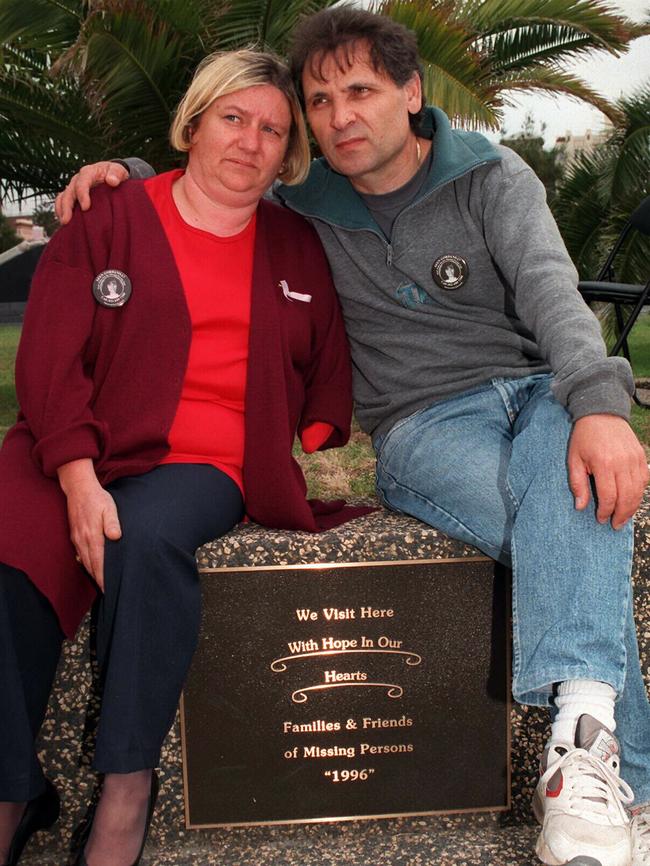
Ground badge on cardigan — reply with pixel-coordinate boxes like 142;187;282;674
431;255;469;290
279;280;311;303
92;270;132;307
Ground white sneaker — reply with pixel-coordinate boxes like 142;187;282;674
631;805;650;865
533;715;634;866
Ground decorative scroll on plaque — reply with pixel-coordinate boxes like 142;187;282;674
181;558;509;827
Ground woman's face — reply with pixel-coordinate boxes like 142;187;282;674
188;84;292;203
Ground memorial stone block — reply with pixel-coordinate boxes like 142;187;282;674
181;511;510;827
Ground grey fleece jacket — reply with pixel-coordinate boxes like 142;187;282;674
123;108;632;439
276;107;633;439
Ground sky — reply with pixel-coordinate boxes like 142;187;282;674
486;0;650;146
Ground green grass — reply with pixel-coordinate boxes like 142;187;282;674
625;315;650;379
295;424;376;501
0;324;20;440
630;405;650;449
616;314;650;446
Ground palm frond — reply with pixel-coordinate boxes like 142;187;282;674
379;0;501;127
0;128;94;200
262;0;340;55
0;0;82;52
553;147;618;277
423;63;502;127
477;27;618;72
200;0;337;54
0;0;646;203
609;125;650;203
553;85;650;290
69;8;197;154
460;0;645;54
0;60;99;149
0;63;106;199
494;65;623;125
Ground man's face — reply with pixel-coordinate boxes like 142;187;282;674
301;42;422;194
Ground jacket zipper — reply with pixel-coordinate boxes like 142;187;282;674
391;159;493;234
286;158;496;265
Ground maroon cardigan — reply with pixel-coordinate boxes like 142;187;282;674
0;182;369;638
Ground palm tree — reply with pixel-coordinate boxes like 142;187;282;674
0;0;340;199
0;209;20;252
0;0;647;200
550;86;650;349
379;0;648;129
553;87;650;286
500;114;566;203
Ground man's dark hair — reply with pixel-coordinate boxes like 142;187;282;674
289;7;424;130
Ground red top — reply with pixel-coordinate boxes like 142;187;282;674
146;170;253;491
0;183;373;638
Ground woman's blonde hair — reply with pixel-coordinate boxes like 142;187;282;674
170;49;310;185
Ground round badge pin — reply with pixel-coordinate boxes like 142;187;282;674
92;269;132;307
431;254;469;290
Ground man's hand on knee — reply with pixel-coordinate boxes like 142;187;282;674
54;161;129;225
568;414;649;529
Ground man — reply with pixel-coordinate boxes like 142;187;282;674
56;9;650;865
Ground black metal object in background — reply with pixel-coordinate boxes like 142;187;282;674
578;196;650;407
0;241;47;322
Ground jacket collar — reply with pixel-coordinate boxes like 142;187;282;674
277;106;501;230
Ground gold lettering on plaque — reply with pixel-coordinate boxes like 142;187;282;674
277;602;422;705
322;637;357;650
303;745;356;759
323;608;356;620
283;720;341;733
359;742;415;754
361;715;413;729
294;606;395;621
270;645;421;672
360;607;394;618
377;636;403;649
324;670;367;683
287;639;319;653
291;682;403;704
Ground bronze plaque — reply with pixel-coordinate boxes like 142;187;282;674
181;558;510;827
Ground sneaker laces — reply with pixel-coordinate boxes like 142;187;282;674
540;747;634;824
632;808;650;863
634;810;650;835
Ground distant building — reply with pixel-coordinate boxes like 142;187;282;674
555;122;614;165
6;216;46;242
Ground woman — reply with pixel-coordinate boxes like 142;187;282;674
0;49;366;866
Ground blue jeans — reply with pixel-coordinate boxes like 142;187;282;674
374;373;650;803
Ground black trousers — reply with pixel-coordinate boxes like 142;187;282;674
0;464;243;801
